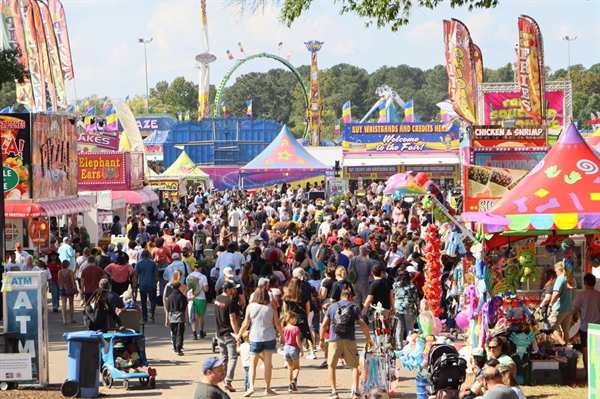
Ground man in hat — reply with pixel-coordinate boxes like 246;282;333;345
13;242;30;269
460;347;487;399
163;252;192;283
194;356;230;399
58;237;76;271
214;281;240;392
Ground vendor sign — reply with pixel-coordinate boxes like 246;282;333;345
31;114;77;201
342;123;460;154
77;132;119;152
1;114;32;200
147;178;184;198
471;125;547;147
78;152;144;191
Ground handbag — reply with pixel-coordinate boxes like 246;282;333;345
347;257;358;284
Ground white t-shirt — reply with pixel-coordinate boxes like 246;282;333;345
75;255;88;279
573;288;600;331
239;342;250;367
187;271;208;300
212;252;242;279
229;211;241;227
15;250;30;267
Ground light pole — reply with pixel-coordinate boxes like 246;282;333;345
563;35;577;82
138;37;153;113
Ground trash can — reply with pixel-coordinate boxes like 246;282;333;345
62;331;104;398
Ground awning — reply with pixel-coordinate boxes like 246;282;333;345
5;198;92;219
343;154;459;167
111;188;159;205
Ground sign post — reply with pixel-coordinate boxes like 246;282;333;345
1;272;49;386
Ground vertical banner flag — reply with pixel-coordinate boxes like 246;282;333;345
334;120;340;135
23;0;47;111
84;99;89;110
404;100;415;122
75;101;80;112
378;102;387;123
184;110;190;120
47;0;74;80
143;95;148;109
472;43;484;85
226;50;234;60
517;15;545;124
38;0;66;108
84;107;96;132
246;99;252;116
277;41;283;54
105;106;118;131
238;41;245;55
177;111;182;121
125;95;130;104
342;101;351;123
102;96;108;110
286;50;293;60
32;0;56;110
2;0;35;107
221;101;227;117
443;19;478;124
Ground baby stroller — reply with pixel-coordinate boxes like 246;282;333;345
426;344;467;398
101;331;157;390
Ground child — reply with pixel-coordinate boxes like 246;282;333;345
119;291;142;320
282;311;303;392
237;331;251;391
319;302;332;368
115;347;156;375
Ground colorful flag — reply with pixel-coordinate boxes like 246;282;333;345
334;120;340;135
143;95;148;109
238;42;245;53
125;95;130;105
286;50;293;60
102;96;108;110
440;109;450;123
84;107;96;132
84;99;90;110
66;106;74;112
277;42;283;52
404;101;415;122
48;0;74;80
105;106;118;131
221;101;227;117
2;0;34;107
226;50;234;60
22;0;47;111
177;111;182;121
184;111;190;120
443;19;478;124
472;43;484;85
74;101;80;112
34;0;62;110
517;15;545;124
246;99;252;116
378;102;387;123
342;101;351;124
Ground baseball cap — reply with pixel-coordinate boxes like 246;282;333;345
222;281;239;290
107;243;115;251
353;238;364;245
38;256;47;263
292;268;307;280
333;244;342;252
257;277;270;287
63;237;71;243
315;237;322;244
171;253;180;260
202;357;226;374
223;267;234;277
406;265;418;274
472;347;486;357
253;236;263;242
359;244;370;252
15;242;22;248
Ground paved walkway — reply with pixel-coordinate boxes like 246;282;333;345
5;293;421;398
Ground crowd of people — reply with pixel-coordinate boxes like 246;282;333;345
2;182;599;399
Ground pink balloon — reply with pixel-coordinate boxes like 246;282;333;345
433;317;443;335
455;311;470;330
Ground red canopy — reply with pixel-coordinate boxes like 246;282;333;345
5;199;91;218
485;124;600;235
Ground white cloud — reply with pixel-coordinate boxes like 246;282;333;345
407;21;438;45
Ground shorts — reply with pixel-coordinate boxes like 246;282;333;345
283;345;300;361
579;329;588;347
547;310;572;332
230;226;239;233
327;339;359;368
193;298;207;315
249;339;277;355
59;288;73;297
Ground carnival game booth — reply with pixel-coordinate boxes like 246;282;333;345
239;125;329;191
147;150;209;198
2;113;90;252
341;122;462;194
471;124;600;385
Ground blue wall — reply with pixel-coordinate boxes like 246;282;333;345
163;118;282;167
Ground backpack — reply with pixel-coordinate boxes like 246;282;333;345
346;257;358;284
98;254;112;270
186;275;202;297
332;303;355;336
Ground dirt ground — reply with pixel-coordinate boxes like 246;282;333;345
0;293;590;398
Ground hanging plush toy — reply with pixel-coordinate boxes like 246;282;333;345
516;242;540;283
503;263;521;294
586;233;600;268
561;238;576;288
509;332;536;360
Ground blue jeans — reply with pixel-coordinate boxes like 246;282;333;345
140;288;157;319
50;280;59;310
243;366;249;390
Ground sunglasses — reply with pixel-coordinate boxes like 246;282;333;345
488;345;499;350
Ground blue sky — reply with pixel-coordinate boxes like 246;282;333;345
63;0;600;102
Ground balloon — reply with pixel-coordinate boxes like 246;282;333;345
433;317;443;335
455;311;470;330
414;172;429;187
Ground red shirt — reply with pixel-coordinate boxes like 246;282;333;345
412;271;425;294
81;265;106;294
47;261;62;281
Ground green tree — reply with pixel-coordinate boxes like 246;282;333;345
0;48;28;86
484;63;514;82
236;0;499;32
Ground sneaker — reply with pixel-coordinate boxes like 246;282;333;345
291;380;297;391
243;389;255;397
142;317;148;323
193;332;198;340
288;384;293;393
264;388;277;395
224;382;236;392
177;351;184;356
350;391;361;399
149;314;155;323
338;359;345;366
200;331;207;339
328;393;339;399
306;352;317;360
319;360;328;368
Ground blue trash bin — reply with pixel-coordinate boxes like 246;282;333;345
62;331;104;398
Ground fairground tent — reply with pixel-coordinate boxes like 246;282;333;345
484;124;600;235
240;125;328;174
160;150;209;181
